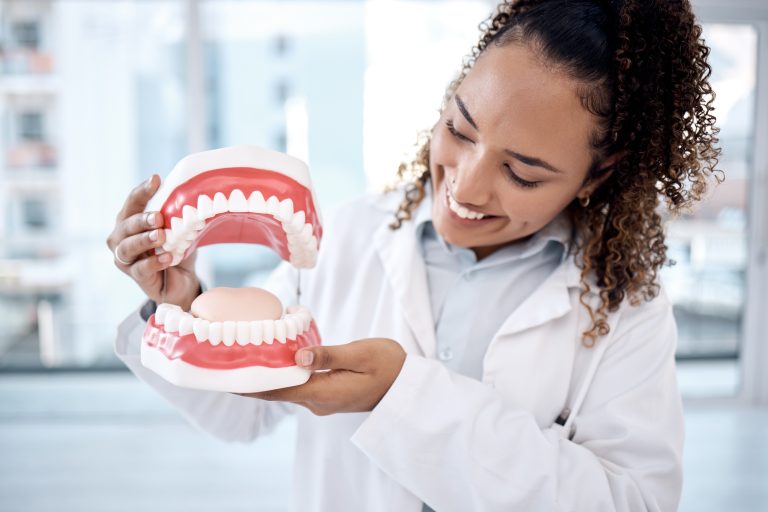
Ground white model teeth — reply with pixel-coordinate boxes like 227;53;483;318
229;189;248;212
274;321;287;344
208;322;222;346
178;315;194;336
248;191;266;213
153;304;313;347
447;190;487;220
155;303;181;324
236;321;250;346
262;320;275;345
284;316;298;340
159;190;318;268
213;192;228;215
192;318;209;342
266;195;279;213
182;205;204;231
197;194;213;221
283;210;304;234
164;309;181;333
222;321;236;346
276;198;294;222
171;216;184;232
250;321;263;346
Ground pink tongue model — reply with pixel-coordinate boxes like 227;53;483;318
190;287;283;322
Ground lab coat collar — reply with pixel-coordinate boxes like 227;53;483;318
493;255;582;338
373;192;437;358
373;186;585;353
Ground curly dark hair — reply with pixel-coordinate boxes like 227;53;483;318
390;0;722;346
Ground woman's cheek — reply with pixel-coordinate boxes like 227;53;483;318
498;188;562;226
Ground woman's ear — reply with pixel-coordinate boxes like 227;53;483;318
577;151;623;199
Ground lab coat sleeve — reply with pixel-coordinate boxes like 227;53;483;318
351;294;684;512
113;263;300;444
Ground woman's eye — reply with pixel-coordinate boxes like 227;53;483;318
504;164;540;189
445;119;473;143
444;120;540;189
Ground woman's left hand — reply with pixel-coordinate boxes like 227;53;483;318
240;338;407;415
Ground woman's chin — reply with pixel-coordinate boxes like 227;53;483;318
433;218;474;249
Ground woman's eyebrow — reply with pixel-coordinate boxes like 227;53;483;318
455;94;479;131
454;94;564;174
504;149;563;174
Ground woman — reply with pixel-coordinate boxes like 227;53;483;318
107;0;720;510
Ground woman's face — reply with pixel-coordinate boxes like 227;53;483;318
429;42;608;258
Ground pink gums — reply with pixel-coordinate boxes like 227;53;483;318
143;315;322;369
161;167;322;260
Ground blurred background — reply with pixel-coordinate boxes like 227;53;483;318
0;0;766;511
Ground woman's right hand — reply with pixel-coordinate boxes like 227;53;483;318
106;174;201;311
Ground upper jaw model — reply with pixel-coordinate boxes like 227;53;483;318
140;145;322;393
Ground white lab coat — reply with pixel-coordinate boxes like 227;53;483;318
115;191;684;512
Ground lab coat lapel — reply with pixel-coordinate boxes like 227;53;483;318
495;256;582;337
373;218;436;358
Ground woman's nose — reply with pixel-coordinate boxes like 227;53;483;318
452;153;493;206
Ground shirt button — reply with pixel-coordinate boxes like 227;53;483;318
438;347;454;361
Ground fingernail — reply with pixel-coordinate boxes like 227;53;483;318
159;253;172;264
298;350;314;367
146;212;156;226
145;176;154;191
149;230;158;242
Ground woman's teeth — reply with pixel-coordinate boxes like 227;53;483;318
447;188;487;220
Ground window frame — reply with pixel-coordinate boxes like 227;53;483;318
690;0;768;405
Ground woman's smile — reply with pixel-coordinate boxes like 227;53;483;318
441;178;500;225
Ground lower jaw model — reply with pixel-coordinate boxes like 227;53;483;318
140;146;322;393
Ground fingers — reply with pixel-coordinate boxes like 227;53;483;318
107;209;164;253
114;212;165;243
240;371;337;405
124;210;165;239
128;252;173;281
107;175;165;256
113;228;166;268
295;342;373;372
242;371;375;416
117;174;161;222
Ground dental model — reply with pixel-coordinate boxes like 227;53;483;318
140;146;322;393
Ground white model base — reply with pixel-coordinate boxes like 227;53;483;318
141;343;311;393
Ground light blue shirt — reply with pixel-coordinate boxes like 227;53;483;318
414;191;571;381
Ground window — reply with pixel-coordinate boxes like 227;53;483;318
18;111;44;141
273;33;290;56
0;2;53;75
664;22;760;397
274;129;287;153
0;0;186;369
275;79;290;104
12;21;41;50
21;198;49;230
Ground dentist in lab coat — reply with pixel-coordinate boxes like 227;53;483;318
108;1;720;510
